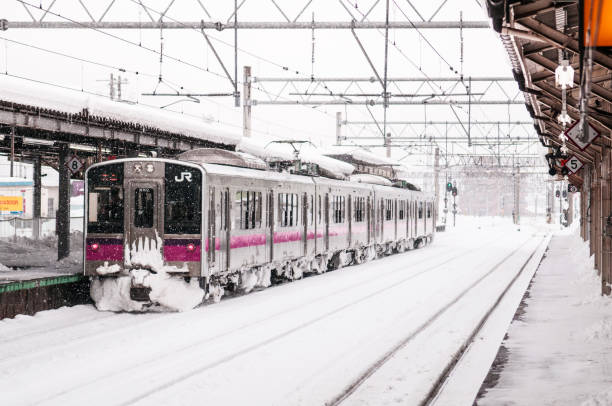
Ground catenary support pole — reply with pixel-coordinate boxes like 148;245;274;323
243;66;252;137
10;126;15;178
33;156;41;240
434;148;440;224
601;148;612;295
336;112;342;144
57;144;70;260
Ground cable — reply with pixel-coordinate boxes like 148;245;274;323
125;0;302;74
15;0;229;82
391;0;459;75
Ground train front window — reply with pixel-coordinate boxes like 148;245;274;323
87;164;124;234
88;186;124;234
134;188;154;228
165;164;202;235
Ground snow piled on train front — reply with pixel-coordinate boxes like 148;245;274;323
90;232;204;312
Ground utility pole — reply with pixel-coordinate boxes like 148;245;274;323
336;112;342;144
434;147;440;223
243;66;252;137
515;166;520;225
443;175;449;224
10;126;15;177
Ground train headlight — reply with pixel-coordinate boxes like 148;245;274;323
91;243;99;251
187;243;195;252
145;163;155;173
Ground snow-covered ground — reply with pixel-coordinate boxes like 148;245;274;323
476;227;612;406
0;218;553;406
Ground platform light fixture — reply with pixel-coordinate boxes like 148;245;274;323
555;60;574;89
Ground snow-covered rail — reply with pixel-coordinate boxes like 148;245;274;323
332;234;549;406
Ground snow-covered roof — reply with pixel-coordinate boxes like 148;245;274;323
0;75;241;146
325;146;398;167
237;136;354;179
178;148;268;170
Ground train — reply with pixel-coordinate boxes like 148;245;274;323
84;148;436;311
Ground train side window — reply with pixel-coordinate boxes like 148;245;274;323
385;199;392;221
418;202;423;219
427;202;432;219
309;195;314;226
318;195;322;224
278;192;298;227
333;195;346;223
399;200;405;220
134;188;154;228
236;191;262;229
354;196;365;222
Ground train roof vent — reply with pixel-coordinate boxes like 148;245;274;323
177;148;268;170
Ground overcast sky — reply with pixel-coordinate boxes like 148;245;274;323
0;0;537;166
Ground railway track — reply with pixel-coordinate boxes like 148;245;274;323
1;230;543;406
327;234;549;406
0;238;477;365
28;238;496;406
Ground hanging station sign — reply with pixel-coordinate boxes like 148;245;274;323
65;155;84;175
564;156;584;174
565;120;600;150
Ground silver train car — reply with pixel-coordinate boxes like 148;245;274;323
84;149;435;307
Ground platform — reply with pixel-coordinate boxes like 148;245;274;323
476;231;612;405
0;237;88;319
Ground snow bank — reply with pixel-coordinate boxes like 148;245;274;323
91;231;204;312
237;136;354;178
0;74;241;146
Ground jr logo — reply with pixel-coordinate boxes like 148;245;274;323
174;172;193;182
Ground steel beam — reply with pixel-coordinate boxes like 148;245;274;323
519;17;612;71
3;20;491;30
252;99;524;106
343;120;533;125
253;76;514;83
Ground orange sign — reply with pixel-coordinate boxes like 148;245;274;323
0;196;24;213
583;0;612;47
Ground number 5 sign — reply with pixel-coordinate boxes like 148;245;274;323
564;156;583;174
65;155;84;175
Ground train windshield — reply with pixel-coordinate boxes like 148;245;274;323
164;164;202;235
87;164;124;234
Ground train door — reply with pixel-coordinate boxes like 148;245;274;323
126;180;162;266
394;199;398;241
414;201;418;237
302;192;308;257
378;199;385;242
348;194;352;247
367;196;372;244
218;188;230;271
207;186;216;272
267;190;274;263
325;193;330;251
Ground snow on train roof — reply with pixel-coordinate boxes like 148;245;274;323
348;174;393;186
200;162;315;185
237;136;354;179
0;75;241;146
325;146;398;167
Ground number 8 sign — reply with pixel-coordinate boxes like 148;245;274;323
65;155;84;175
564;156;583;174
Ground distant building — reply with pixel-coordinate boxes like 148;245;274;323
0;176;59;218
